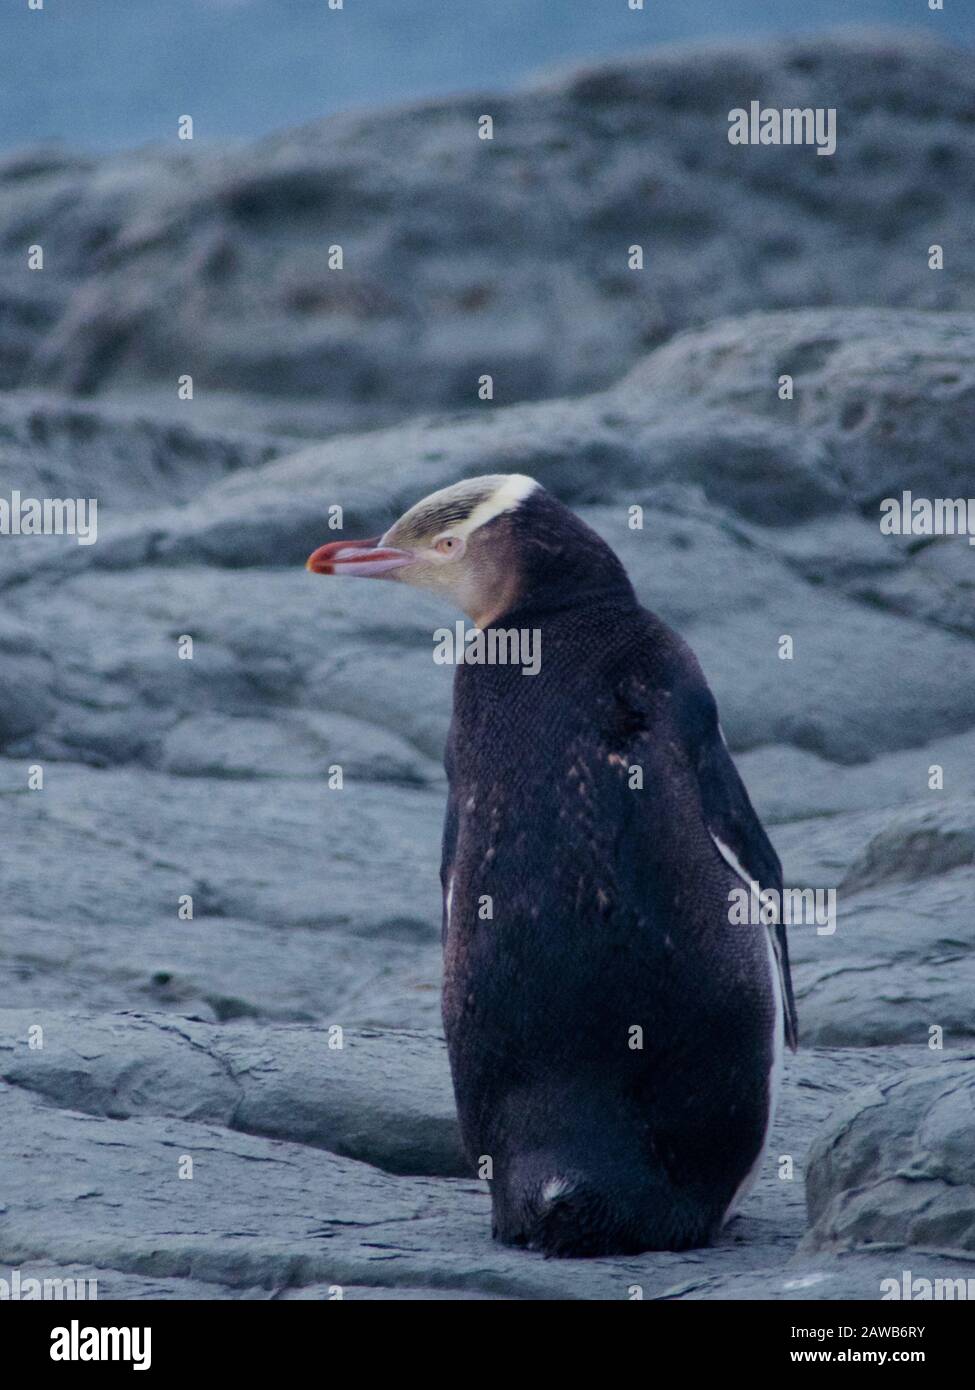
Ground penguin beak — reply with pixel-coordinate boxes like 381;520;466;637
306;537;415;578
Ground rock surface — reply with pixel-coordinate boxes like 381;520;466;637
805;1058;975;1255
1;32;974;431
2;32;974;1299
3;1016;971;1299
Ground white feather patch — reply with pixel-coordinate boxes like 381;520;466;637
710;832;753;894
541;1177;573;1204
709;830;785;1223
446;474;539;540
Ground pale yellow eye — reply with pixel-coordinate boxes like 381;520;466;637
434;536;461;557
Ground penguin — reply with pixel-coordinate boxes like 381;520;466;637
307;474;798;1257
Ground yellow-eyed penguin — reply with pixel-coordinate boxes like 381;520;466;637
307;473;797;1256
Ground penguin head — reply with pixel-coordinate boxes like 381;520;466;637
307;472;633;625
307;473;539;626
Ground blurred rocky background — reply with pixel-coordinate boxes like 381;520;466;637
1;12;974;1299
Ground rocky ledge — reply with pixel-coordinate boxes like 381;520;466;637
1;30;972;432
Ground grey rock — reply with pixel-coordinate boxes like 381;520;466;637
65;306;975;567
0;392;283;507
2;34;973;420
0;1012;463;1176
793;954;975;1050
674;1251;975;1301
0;909;443;1031
0;1262;276;1302
157;711;441;785
0;1010;238;1125
804;1058;975;1254
219;1024;464;1177
840;800;975;891
0;1017;952;1298
0;392;285;592
737;732;975;826
0;761;444;1028
0;760;443;934
625;309;975;510
776;805;975;1047
0;666;55;744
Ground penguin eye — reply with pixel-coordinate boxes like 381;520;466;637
434;535;464;558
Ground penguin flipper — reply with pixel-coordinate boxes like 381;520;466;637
695;715;800;1052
